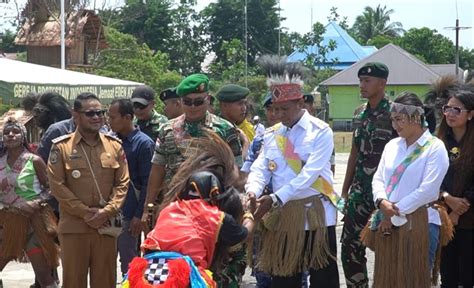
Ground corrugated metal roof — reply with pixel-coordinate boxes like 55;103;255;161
287;22;376;70
428;64;464;80
320;44;451;86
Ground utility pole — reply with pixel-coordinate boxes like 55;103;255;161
278;0;281;56
60;0;65;69
445;19;471;76
244;0;248;87
444;1;471;76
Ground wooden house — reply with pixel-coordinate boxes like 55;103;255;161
15;9;107;68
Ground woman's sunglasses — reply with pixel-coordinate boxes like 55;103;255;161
78;109;107;118
182;97;206;107
442;105;470;116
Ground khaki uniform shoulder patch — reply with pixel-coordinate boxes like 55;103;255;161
104;133;122;144
49;145;61;164
52;134;72;144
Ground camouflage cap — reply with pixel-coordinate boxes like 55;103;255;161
176;74;209;97
159;87;178;102
216;84;250;103
357;62;389;79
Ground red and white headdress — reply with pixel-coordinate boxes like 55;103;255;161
258;55;307;103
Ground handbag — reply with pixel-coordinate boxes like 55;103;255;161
80;144;123;238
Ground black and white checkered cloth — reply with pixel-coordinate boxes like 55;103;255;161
145;257;170;285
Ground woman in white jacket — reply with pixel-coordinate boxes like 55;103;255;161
369;92;449;287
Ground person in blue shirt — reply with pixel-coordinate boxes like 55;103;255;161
37;118;76;162
241;93;279;288
107;98;155;276
241;93;278;173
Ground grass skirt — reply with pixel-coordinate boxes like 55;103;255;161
259;196;332;277
0;206;59;267
367;208;430;288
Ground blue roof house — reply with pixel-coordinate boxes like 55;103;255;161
288;22;377;70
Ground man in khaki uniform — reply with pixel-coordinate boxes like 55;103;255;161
48;92;129;288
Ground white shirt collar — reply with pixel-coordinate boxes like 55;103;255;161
401;129;432;149
291;110;310;131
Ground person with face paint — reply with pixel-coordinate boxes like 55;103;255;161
0;117;59;288
365;92;449;287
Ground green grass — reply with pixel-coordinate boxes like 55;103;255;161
334;132;353;153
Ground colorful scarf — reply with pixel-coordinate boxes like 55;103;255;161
275;134;345;212
369;136;436;231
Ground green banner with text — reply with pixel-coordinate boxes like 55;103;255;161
0;81;139;105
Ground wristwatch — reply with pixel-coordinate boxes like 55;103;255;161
440;192;450;202
375;198;385;209
270;194;281;208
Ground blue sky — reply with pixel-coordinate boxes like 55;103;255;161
1;0;473;48
198;0;473;49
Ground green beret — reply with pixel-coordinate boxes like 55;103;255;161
176;74;209;97
216;84;250;103
358;62;389;79
159;88;178;102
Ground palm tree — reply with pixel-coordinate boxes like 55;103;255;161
352;4;405;44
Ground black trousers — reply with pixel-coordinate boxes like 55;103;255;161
271;226;339;288
440;227;473;288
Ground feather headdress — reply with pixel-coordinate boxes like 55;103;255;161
424;75;460;109
258;55;308;103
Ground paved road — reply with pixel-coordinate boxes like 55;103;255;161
1;153;378;287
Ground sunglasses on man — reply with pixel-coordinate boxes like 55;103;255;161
442;105;470;116
182;97;207;107
78;109;107;118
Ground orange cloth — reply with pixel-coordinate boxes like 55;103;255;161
142;199;224;269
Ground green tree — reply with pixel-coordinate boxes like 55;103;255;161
202;0;281;67
295;22;337;75
107;0;206;74
327;7;349;30
279;31;302;56
118;0;174;56
459;47;474;71
0;29;24;53
94;27;182;101
397;27;455;64
366;34;394;49
352;4;404;44
208;39;249;82
167;0;207;74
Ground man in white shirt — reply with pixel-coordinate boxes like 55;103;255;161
246;56;339;288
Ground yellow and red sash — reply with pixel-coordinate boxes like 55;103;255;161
275;133;344;212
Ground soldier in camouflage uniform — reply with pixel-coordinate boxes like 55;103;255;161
141;74;244;287
130;85;168;142
340;62;397;287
